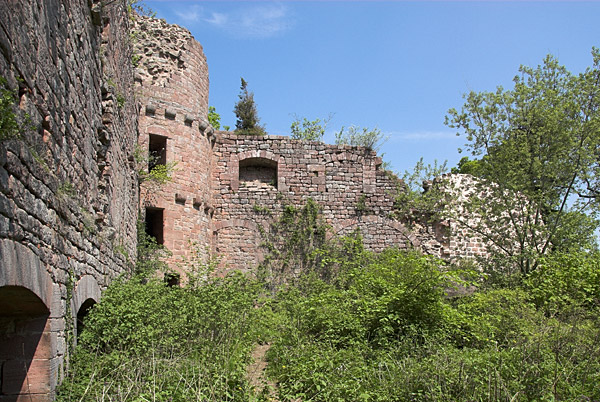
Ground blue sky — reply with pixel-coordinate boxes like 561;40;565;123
145;1;600;176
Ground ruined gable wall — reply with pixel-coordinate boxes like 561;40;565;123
408;174;493;263
133;16;214;273
0;0;138;398
212;133;418;272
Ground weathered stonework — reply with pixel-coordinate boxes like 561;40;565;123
0;7;493;400
132;17;490;275
211;133;417;271
0;1;138;399
133;16;214;276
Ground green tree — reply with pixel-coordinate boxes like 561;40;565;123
290;114;332;142
334;125;387;151
446;49;600;275
234;78;266;135
450;156;484;176
207;106;221;130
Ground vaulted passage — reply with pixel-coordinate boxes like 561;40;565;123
0;286;52;401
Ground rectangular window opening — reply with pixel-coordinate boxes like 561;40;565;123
145;207;164;245
148;134;167;171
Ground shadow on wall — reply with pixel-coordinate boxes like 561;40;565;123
0;286;52;401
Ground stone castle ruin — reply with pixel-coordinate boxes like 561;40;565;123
0;3;487;400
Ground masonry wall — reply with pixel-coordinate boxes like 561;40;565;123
212;133;419;272
133;16;214;275
0;1;138;399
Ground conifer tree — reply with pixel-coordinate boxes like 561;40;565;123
234;78;266;135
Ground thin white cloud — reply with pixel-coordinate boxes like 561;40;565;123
174;5;203;23
206;12;228;27
236;4;290;38
175;3;292;39
389;130;460;141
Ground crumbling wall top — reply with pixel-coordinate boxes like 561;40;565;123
133;15;209;119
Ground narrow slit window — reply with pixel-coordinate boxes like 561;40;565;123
145;207;164;244
148;134;167;171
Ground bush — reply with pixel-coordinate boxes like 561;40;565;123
57;273;261;401
525;251;600;315
290;115;331;142
334;125;387;151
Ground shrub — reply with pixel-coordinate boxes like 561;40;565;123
525;251;600;315
57;273;261;401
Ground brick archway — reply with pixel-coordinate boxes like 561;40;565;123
71;275;102;341
0;239;57;401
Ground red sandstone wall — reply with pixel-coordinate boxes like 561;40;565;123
0;0;139;398
133;16;214;275
211;133;418;272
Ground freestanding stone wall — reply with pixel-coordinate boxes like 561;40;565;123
0;1;138;399
133;16;214;276
211;133;419;271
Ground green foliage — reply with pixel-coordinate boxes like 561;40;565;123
394;157;449;223
0;76;27;141
525;251;600;315
135;219;171;278
450;288;541;348
208;105;222;130
115;93;125;109
355;193;368;214
131;53;141;67
134;145;177;187
258;199;331;285
58;200;600;402
57;273;260;401
234;78;266;135
446;48;600;275
334;125;388;151
450;156;484;176
290;114;332;142
127;0;156;18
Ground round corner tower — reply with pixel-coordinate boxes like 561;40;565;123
133;16;215;275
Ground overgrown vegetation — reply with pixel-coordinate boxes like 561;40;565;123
445;48;600;275
134;144;177;187
58;198;600;401
58;50;600;401
334;125;388;151
290;114;332;142
208;106;222;130
0;76;33;141
394;157;449;224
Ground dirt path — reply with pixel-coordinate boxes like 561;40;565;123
247;343;279;401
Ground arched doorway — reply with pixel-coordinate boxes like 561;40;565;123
0;285;52;401
76;298;96;338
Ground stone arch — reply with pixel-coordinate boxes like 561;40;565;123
71;275;102;339
334;216;420;252
229;150;284;191
0;239;56;401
